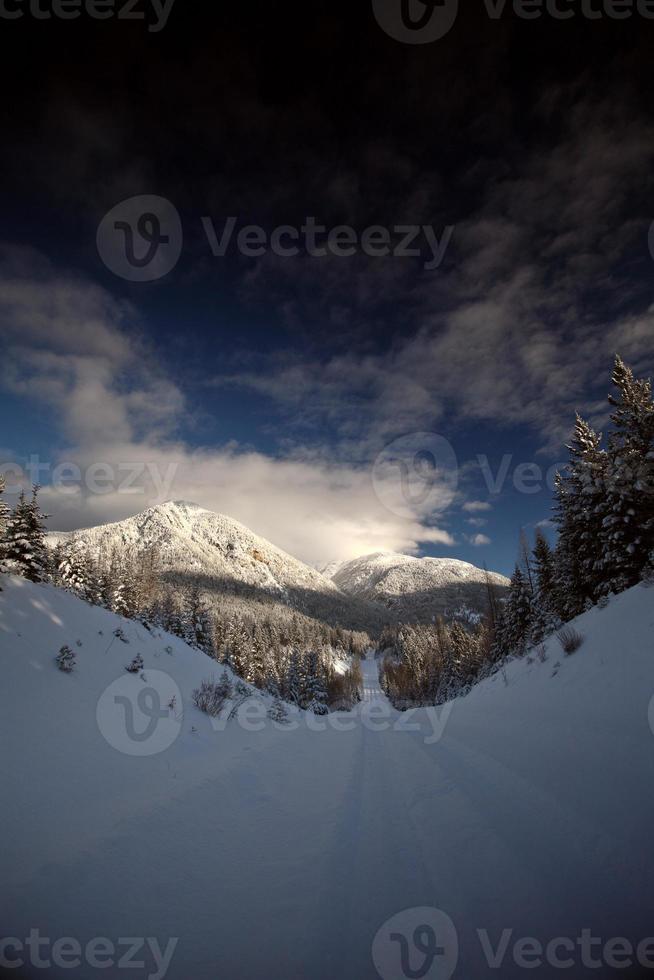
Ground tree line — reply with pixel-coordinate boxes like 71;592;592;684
380;355;654;707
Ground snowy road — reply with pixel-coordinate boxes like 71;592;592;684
360;652;385;701
3;581;654;980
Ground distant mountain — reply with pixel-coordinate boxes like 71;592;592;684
326;551;509;624
49;503;508;630
48;501;381;631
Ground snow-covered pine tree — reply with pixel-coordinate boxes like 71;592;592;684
0;475;10;580
55;645;76;672
182;585;213;654
58;540;94;600
530;531;562;643
285;650;302;706
225;619;250;679
212;613;228;662
600;355;654;592
302;651;329;714
26;487;48;581
5;486;48;583
112;571;138;619
552;416;608;617
501;566;533;656
47;542;65;587
267;696;290;724
248;622;267;687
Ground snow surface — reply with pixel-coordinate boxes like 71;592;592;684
2;575;654;979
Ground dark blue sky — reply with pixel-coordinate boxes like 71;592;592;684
1;1;653;574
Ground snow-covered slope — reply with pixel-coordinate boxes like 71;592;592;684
49;500;379;630
2;575;653;979
48;502;507;628
329;551;509;622
49;500;335;597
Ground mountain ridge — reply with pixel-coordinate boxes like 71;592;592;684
327;550;509;622
48;501;508;628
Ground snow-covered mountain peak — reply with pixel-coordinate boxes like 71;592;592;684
48;505;509;628
329;551;509;621
47;501;386;628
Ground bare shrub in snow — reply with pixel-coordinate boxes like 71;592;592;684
192;672;233;717
557;627;584;655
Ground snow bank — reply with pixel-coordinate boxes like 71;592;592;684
1;575;654;980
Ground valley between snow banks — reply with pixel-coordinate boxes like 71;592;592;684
1;575;654;979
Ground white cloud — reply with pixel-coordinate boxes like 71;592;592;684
462;500;492;513
0;250;455;565
467;533;491;547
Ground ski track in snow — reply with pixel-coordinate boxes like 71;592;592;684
2;578;654;979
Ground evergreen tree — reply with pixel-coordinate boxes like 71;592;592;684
58;541;95;600
285;650;302;706
600;355;654;591
5;486;48;582
530;531;561;643
55;645;76;673
47;542;65;587
303;651;328;714
0;475;10;578
553;416;607;616
267;696;290;724
182;585;213;654
502;566;533;656
249;623;267;686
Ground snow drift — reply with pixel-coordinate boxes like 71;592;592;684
1;575;654;979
